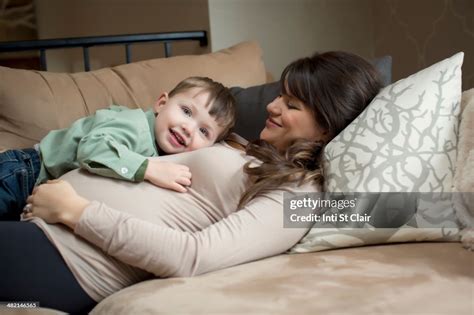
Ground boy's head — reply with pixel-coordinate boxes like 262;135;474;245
153;77;236;154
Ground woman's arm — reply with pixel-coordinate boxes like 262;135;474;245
75;194;309;277
25;180;89;227
27;180;310;277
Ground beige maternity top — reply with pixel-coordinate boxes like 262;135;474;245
26;138;318;302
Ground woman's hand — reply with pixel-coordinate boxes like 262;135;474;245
24;180;90;229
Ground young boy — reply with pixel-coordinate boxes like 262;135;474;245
0;77;236;220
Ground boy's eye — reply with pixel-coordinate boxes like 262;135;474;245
199;127;209;137
181;106;192;116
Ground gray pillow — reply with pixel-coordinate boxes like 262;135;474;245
372;55;392;87
231;81;280;141
231;56;392;141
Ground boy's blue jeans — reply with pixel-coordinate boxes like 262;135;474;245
0;149;41;220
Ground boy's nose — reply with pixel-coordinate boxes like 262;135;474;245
181;123;195;137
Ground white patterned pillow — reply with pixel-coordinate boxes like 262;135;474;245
290;52;464;253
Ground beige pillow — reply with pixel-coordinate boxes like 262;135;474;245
0;41;267;150
290;53;465;253
453;88;474;228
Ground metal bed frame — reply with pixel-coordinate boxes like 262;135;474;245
0;31;208;71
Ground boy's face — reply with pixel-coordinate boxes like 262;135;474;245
153;87;224;154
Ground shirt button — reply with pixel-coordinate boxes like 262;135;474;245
121;167;128;174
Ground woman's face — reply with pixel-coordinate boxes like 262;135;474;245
259;93;327;151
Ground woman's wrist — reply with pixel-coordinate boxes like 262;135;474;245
59;198;90;230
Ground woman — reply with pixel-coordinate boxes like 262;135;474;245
0;51;382;314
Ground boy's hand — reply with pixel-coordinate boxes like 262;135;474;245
144;159;192;192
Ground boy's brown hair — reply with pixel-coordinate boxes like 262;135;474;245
169;77;236;141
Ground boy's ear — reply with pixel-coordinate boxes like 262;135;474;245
153;92;169;113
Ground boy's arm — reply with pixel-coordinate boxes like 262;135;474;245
76;108;191;190
78;134;192;191
77;132;150;182
74;107;156;181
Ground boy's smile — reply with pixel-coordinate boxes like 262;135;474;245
153;87;224;154
168;128;186;147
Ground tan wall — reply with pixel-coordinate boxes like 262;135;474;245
209;0;473;89
7;0;473;90
35;0;211;72
209;0;375;79
374;0;474;90
0;22;35;42
0;0;37;60
0;0;36;41
0;24;36;61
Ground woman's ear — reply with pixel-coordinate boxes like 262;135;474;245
153;92;169;113
320;130;333;144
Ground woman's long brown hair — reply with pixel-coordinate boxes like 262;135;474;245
238;51;383;208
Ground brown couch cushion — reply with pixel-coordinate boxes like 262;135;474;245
91;243;473;315
0;41;267;150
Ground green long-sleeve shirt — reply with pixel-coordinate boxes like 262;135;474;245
36;105;159;184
